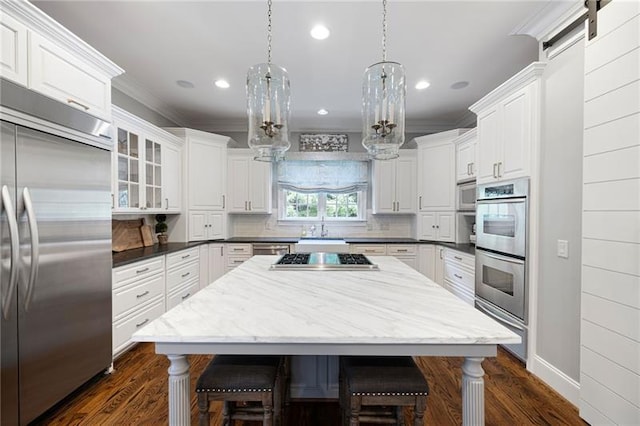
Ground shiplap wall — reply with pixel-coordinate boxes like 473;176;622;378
580;1;640;424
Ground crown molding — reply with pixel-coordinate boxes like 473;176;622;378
414;128;471;146
469;62;546;114
112;75;190;127
511;0;585;41
1;0;123;77
112;105;184;147
454;110;477;129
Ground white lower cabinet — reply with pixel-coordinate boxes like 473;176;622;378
112;256;166;357
208;243;226;286
112;247;201;358
417;245;436;281
290;355;339;399
351;244;418;270
225;243;252;272
443;250;475;305
434;246;445;286
350;244;387;255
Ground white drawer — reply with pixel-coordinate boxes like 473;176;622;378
167;280;199;310
444;250;475;270
166;247;199;269
444;278;475;306
350;245;387;255
387;244;416;255
166;260;199;291
444;261;474;292
227;244;252;256
227;254;251;268
113;273;165;320
113;297;164;355
113;256;165;288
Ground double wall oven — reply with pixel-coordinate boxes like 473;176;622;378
475;178;528;362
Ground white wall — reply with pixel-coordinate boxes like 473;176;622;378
534;35;584;397
579;1;640;424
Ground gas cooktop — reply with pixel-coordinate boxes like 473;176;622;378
269;253;379;271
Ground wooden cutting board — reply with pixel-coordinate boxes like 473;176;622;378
140;224;154;247
112;219;145;252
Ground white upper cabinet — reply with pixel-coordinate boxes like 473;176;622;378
372;152;416;214
227;150;272;214
0;2;123;120
112;106;183;213
455;128;477;183
469;62;545;184
0;12;28;86
415;129;468;211
416;211;455;242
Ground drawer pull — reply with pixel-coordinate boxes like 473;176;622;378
233;248;244;251
396;249;408;252
233;260;244;264
136;290;150;299
181;254;190;259
181;293;191;300
181;272;190;278
364;250;375;253
454;256;463;261
67;98;89;110
454;274;463;279
136;318;149;328
136;267;150;274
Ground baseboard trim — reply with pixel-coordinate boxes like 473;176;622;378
530;355;580;405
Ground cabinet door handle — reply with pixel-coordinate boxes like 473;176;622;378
111;194;115;209
181;272;190;278
432;225;435;228
454;273;463;279
222;195;225;209
67;98;89;110
244;201;247;211
249;201;252;211
470;162;474;175
181;293;191;300
136;290;150;299
498;162;503;177
136;267;150;274
439;249;443;260
136;318;149;328
165;198;169;210
419;196;422;210
467;163;471;175
493;163;497;178
220;246;224;256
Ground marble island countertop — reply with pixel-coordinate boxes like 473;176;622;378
132;256;517;347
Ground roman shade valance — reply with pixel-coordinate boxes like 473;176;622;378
276;160;368;194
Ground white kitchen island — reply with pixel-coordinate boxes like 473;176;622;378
132;255;519;426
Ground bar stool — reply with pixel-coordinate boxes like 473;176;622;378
196;355;285;426
340;356;429;426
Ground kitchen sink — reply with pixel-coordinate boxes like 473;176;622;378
294;238;349;253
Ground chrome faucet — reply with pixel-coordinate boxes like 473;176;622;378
320;216;328;237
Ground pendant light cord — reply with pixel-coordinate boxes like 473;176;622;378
267;0;273;65
382;0;387;62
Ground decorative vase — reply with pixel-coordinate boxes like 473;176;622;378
158;234;168;245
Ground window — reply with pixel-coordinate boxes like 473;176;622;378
281;190;364;221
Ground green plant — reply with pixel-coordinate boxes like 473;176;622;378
155;214;168;234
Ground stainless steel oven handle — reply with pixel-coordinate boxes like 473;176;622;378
475;299;524;331
1;186;20;320
476;198;526;205
23;187;40;312
478;249;525;265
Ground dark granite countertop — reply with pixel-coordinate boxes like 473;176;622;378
112;242;206;268
113;238;474;268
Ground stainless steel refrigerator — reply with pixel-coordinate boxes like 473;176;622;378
1;79;112;425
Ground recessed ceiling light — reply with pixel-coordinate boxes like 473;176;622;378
317;109;329;115
214;79;230;89
310;25;330;40
176;80;194;89
415;80;430;90
451;81;470;90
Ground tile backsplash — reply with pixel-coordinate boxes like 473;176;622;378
228;209;415;238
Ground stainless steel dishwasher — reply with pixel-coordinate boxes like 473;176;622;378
252;243;291;255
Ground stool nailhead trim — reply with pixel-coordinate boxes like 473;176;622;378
196;388;273;393
351;392;428;396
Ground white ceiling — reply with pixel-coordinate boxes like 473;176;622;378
33;1;550;133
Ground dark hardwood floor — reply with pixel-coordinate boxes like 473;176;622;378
33;343;586;425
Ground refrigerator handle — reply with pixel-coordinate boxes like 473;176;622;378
1;185;20;320
22;187;40;312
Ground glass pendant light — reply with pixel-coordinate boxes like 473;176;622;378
362;0;406;160
247;0;291;162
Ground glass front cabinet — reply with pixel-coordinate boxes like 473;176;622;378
112;106;182;213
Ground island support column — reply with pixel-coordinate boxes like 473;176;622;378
462;357;485;426
167;355;191;425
